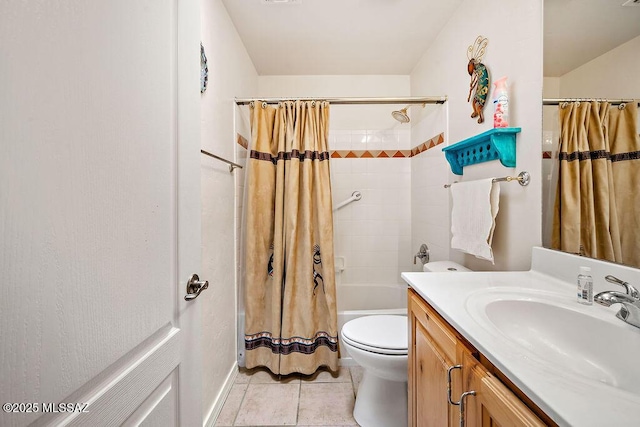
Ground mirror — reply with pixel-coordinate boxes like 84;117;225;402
542;0;640;267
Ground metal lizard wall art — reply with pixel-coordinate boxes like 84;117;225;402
467;36;490;124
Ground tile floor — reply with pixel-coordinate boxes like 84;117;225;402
215;366;364;426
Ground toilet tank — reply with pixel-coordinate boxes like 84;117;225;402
423;261;470;272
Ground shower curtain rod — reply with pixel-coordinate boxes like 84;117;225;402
234;96;447;106
543;98;640;106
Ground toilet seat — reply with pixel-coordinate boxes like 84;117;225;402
341;315;408;355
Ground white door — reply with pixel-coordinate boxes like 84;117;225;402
0;0;202;426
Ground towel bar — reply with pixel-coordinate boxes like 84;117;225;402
444;171;530;188
201;149;243;172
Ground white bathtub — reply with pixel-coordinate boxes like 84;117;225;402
337;283;408;365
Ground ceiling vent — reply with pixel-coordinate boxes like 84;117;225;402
261;0;302;4
622;0;640;6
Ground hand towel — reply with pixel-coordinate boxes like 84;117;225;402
450;179;500;263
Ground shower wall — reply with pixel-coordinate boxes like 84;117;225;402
330;129;413;285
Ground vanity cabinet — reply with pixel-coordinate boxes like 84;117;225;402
408;289;552;427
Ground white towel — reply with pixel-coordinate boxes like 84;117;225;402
450;179;500;264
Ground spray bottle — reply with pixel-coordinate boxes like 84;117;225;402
492;76;509;128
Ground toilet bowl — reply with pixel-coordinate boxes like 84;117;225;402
341;315;408;427
341;261;470;427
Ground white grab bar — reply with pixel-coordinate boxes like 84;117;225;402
333;191;362;211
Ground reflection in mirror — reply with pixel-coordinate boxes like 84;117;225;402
542;0;640;268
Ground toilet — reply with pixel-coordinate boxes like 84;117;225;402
341;315;408;427
341;261;470;427
422;260;471;273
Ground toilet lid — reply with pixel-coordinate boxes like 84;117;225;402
341;315;408;353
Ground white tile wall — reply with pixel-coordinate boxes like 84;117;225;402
410;107;451;268
329;129;411;151
411;148;451;264
331;128;413;286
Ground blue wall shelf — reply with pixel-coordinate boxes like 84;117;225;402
442;127;521;175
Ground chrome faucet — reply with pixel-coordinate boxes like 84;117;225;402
413;244;429;265
605;275;639;298
595;275;640;329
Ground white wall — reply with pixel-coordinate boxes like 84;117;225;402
200;0;257;423
410;0;543;271
558;35;640;99
410;107;450;265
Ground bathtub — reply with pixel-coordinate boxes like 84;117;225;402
337;283;408;366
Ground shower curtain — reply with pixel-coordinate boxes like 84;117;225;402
552;101;640;267
243;100;338;375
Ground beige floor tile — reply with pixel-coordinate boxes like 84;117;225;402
235;367;258;384
301;367;350;383
348;366;364;396
297;382;358;426
249;368;301;384
234;383;300;426
214;383;249;426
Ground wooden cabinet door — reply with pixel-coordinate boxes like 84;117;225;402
409;290;460;427
461;351;546;427
412;321;457;426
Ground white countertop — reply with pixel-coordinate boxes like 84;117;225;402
401;267;640;427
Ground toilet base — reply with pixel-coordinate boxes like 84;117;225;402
353;369;407;427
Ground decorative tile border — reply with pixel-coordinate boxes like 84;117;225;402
410;132;445;157
330;149;412;159
235;132;445;159
237;134;249;149
331;132;445;159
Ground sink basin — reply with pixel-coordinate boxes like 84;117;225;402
467;290;640;394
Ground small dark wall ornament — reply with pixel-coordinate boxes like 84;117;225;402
467;36;490;124
200;43;208;93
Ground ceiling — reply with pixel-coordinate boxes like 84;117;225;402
221;0;463;75
222;0;640;77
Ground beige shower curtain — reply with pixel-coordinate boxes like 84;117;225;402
552;101;640;267
243;100;338;375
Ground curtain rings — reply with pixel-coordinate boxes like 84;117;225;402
618;103;626;110
561;101;569;109
249;101;267;109
311;100;316;108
